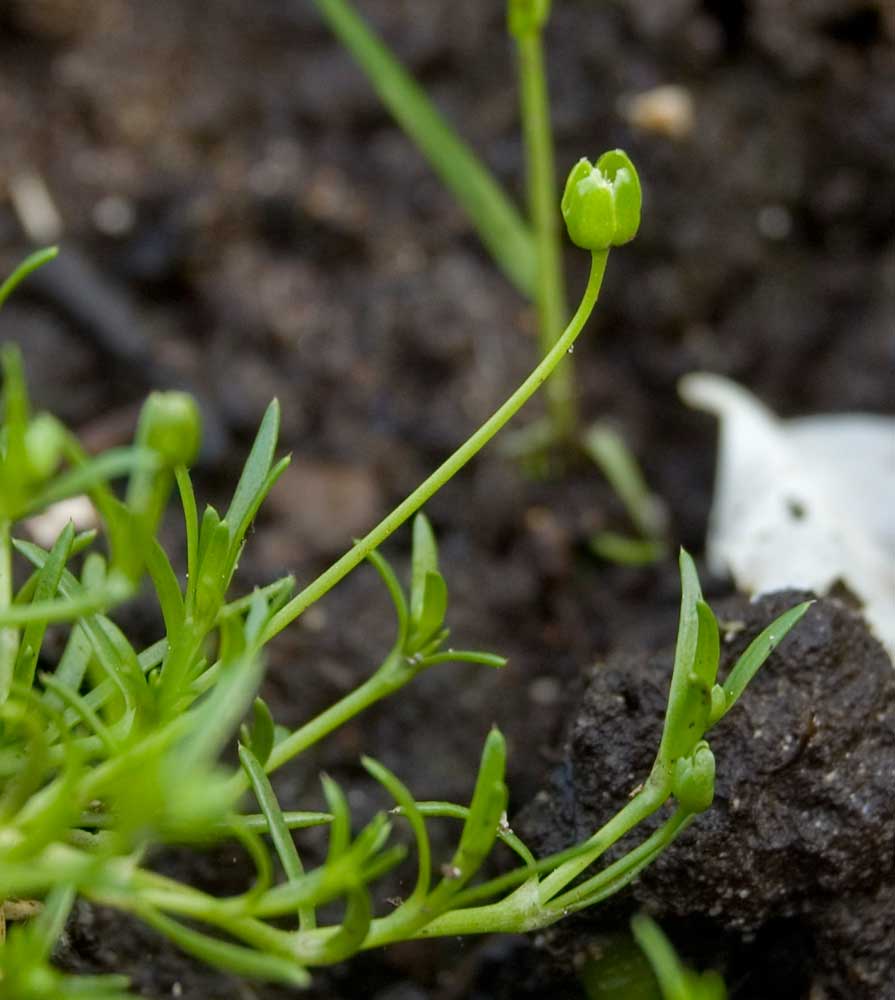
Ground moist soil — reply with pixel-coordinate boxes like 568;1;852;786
1;1;893;998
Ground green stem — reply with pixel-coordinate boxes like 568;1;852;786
223;649;413;802
261;250;608;647
0;518;19;703
543;807;691;917
535;773;668;904
516;28;574;440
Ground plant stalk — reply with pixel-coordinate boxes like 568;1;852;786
516;27;575;441
262;249;608;646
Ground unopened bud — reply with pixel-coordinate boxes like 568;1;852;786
508;0;551;37
138;391;201;468
561;149;642;251
672;741;716;813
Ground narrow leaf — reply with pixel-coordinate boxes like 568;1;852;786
310;0;536;296
716;600;813;723
410;513;438;625
408;571;447;651
13;522;74;690
225;400;280;544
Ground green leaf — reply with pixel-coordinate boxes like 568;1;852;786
308;886;371;965
225;400;280;547
243;697;275;767
13;522;75;692
631;912;728;1000
0;246;58;310
177;649;264;774
43;622;93;712
310;0;536;297
715;601;813;724
39;672;118;756
175;466;199;602
1;346;31;499
452;727;508;878
227;455;290;575
692;600;720;690
321;774;352;862
137;906;310;987
238;743;314;930
193;519;232;624
410;512;438;625
421;728;508;922
363;756;431;909
366;548;409;647
630;913;690;1000
657;549;705;762
583;421;667;542
408;571;447;652
142;533;185;639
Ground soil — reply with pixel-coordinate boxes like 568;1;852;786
1;1;893;998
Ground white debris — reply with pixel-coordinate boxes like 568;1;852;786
680;373;895;662
618;84;695;140
24;495;98;548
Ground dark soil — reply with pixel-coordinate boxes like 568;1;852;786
1;1;893;998
521;591;895;999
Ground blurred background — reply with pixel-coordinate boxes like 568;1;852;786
0;2;893;997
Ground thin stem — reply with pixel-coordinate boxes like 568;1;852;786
262;250;608;646
535;775;668;904
543;808;691;917
223;651;410;802
516;27;574;440
0;518;18;703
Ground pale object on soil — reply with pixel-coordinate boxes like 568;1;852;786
25;495;98;548
680;373;895;661
618;84;695;140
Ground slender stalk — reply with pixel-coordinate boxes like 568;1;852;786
225;650;411;802
516;27;575;441
0;518;19;703
261;250;608;646
264;671;397;775
536;773;668;904
546;808;691;917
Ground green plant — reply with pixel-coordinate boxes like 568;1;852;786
631;914;727;1000
0;186;808;993
580;914;727;1000
308;0;667;559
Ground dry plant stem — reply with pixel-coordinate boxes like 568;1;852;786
516;26;575;440
261;249;608;649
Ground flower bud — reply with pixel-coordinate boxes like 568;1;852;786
24;413;63;481
507;0;551;38
561;149;642;251
672;741;716;813
138;391;201;468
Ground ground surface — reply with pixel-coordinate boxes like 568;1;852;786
0;1;893;997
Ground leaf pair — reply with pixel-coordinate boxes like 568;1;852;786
659;550;811;766
369;512;506;677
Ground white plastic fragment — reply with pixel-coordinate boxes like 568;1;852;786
680;373;895;662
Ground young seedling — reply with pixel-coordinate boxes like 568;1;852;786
630;913;727;1000
309;0;667;546
0;152;809;995
579;913;727;999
